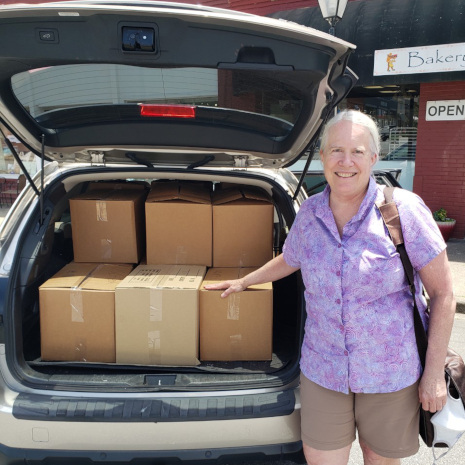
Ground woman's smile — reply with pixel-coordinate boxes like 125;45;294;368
335;172;357;178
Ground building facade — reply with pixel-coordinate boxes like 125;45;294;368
271;1;465;239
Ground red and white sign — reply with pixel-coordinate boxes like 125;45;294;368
374;43;465;76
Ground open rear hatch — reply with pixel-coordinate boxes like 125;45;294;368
0;1;356;169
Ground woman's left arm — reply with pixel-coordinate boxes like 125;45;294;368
418;249;456;413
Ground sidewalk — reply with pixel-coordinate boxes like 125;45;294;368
446;239;465;314
0;206;464;312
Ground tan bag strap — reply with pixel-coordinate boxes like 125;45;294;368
375;187;403;246
376;186;428;368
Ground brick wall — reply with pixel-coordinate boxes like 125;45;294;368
414;82;465;239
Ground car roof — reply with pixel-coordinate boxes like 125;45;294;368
0;1;356;168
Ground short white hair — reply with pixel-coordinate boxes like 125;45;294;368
320;110;380;161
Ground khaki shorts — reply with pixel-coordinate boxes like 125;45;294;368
300;373;420;459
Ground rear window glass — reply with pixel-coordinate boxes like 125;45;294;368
11;64;305;130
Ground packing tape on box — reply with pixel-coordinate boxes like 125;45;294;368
74;337;88;361
227;294;240;320
229;334;243;359
175;246;188;264
148;330;161;365
150;291;162;322
100;238;113;260
70;288;84;323
69;265;106;323
238;252;248;268
148;330;161;351
96;201;108;222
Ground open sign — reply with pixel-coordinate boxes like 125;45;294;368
426;100;465;121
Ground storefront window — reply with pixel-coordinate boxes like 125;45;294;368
340;84;419;159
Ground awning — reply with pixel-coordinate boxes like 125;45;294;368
270;0;465;86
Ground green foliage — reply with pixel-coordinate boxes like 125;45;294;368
433;208;454;222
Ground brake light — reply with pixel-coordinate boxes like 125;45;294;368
139;104;196;118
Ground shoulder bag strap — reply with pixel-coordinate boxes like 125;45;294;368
376;186;428;368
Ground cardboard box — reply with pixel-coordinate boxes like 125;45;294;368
146;182;212;266
115;264;206;366
70;189;146;264
39;262;133;362
199;267;273;361
212;187;274;267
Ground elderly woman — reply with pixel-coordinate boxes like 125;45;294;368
205;110;456;465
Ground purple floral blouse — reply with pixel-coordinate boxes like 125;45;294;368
283;177;446;394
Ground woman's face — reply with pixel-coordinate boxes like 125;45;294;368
320;120;377;200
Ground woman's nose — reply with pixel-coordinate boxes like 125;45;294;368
338;151;354;164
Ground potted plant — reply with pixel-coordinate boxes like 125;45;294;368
433;208;456;242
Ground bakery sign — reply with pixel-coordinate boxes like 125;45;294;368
374;42;465;76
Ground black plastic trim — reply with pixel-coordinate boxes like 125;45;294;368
0;440;305;465
13;389;295;422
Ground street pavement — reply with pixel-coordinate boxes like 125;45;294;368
446;239;465;314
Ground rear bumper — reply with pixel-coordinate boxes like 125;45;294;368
0;386;302;463
0;441;305;465
0;409;301;455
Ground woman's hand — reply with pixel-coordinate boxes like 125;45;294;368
203;255;299;299
418;371;447;413
204;279;246;298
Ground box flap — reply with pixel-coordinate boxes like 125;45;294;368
71;189;146;202
212;187;271;205
157;265;206;290
147;181;211;204
40;263;97;290
117;264;206;290
116;265;166;289
82;264;133;291
40;263;132;291
202;267;272;291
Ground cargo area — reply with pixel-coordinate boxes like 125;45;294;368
8;169;305;392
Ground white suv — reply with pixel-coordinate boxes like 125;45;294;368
0;2;357;463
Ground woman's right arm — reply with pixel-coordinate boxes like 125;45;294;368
203;254;299;298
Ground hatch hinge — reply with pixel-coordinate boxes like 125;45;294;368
233;156;248;169
89;151;106;165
